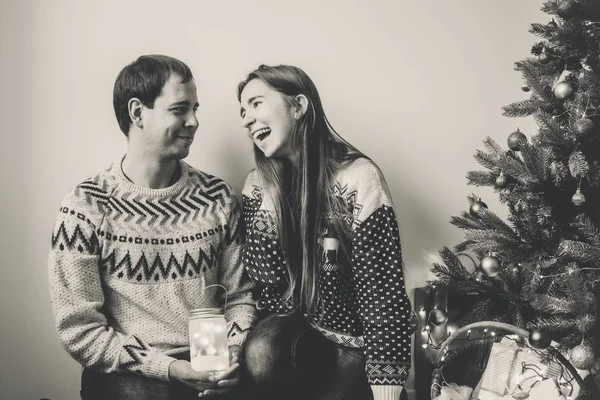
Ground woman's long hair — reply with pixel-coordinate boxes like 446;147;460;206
237;65;366;321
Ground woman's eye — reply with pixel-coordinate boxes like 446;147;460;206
253;101;261;108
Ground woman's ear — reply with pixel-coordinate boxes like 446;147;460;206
294;94;309;119
128;98;144;129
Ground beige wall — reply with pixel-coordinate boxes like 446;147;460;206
0;1;545;398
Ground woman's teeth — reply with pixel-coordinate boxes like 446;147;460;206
253;128;271;141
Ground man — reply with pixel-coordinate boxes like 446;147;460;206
48;54;256;399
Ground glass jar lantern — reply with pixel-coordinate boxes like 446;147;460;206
189;307;229;372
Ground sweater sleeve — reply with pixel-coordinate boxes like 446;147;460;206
218;184;257;348
48;188;176;381
348;161;415;400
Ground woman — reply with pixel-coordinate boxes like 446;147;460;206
237;65;415;400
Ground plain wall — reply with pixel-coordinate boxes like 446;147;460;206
0;1;545;398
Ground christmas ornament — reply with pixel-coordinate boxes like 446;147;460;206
572;188;586;206
548;18;558;29
480;255;502;277
529;329;551;349
521;84;530;92
569;342;596;370
469;198;488;217
553;70;574;100
507;128;527;151
495;172;507;188
553;81;574;99
539;49;551;64
428;308;448;326
574;117;594;136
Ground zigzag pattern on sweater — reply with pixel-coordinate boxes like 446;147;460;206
100;245;220;282
120;335;151;373
51;216;99;254
75;172;234;226
228;321;254;340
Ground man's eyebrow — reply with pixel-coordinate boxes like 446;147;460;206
169;100;199;108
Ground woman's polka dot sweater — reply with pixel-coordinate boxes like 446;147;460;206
241;158;417;400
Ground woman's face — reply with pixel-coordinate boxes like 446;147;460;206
240;78;296;159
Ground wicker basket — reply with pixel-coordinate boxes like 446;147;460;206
429;321;591;400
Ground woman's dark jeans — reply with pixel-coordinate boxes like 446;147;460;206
244;313;379;400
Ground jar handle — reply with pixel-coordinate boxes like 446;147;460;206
206;284;228;312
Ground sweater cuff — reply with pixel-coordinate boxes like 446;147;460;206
366;360;410;385
142;352;178;382
226;305;257;347
371;385;403;400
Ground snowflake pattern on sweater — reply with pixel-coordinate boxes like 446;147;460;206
241;158;416;399
48;159;257;381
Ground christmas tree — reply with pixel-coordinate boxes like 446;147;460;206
429;0;600;371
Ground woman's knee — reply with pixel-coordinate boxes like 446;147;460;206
244;314;302;384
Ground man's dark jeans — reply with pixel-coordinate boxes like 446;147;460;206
80;353;249;400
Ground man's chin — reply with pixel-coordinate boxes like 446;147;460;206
173;148;190;160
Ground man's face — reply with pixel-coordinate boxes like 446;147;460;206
140;74;199;160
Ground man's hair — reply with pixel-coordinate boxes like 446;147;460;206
113;54;194;135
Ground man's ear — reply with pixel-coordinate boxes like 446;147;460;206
128;98;144;129
293;94;309;119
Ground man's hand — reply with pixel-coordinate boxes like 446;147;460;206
169;359;236;392
198;345;244;398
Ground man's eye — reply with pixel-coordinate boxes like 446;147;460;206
173;107;186;114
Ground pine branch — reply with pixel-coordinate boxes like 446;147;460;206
430;247;473;284
576;314;597;332
457;299;493;326
557;239;590;255
564;269;593;314
533;113;574;151
572;214;600;246
502;100;543;117
477;210;521;239
549;160;569;185
568;150;589;178
451;209;490;229
482;137;505;158
519;144;547;183
528;316;577;332
466;171;496;187
515;62;554;101
530;294;577;314
473;150;500;171
529;22;555;40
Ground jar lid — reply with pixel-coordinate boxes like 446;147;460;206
190;307;223;317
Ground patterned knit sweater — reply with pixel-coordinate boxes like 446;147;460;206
241;158;416;400
48;159;257;381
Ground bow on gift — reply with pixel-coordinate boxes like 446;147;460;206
433;383;474;400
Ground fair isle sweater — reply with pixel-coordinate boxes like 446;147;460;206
241;158;416;400
48;159;256;381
